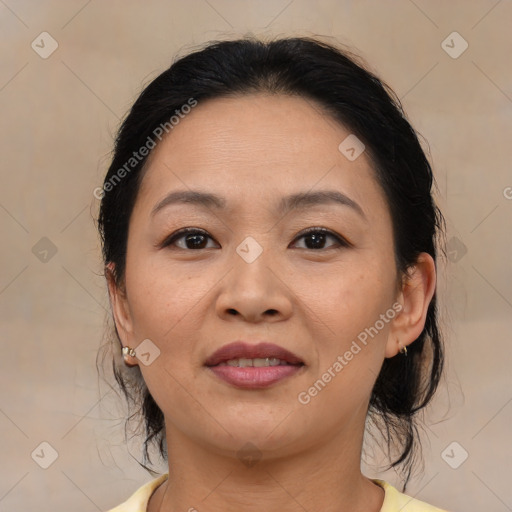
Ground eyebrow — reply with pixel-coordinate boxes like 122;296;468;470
151;189;366;220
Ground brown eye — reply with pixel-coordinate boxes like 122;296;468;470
161;228;218;250
160;227;349;251
291;228;350;250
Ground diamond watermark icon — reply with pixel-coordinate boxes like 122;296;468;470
237;442;262;468
31;32;59;59
135;338;161;366
236;236;263;264
441;32;468;59
447;236;467;263
338;134;365;161
32;237;58;263
31;441;59;469
441;441;468;469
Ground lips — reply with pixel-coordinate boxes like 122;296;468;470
204;341;304;367
204;341;305;389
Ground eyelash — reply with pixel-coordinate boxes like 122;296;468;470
159;227;351;251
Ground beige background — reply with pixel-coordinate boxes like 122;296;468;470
1;1;511;511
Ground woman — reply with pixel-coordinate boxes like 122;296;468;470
98;36;449;512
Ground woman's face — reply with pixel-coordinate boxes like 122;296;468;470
112;93;405;459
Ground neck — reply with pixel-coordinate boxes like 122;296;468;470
148;417;384;512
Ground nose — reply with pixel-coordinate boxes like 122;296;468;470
215;244;293;324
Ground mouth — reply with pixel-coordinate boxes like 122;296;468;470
204;341;305;389
214;357;298;367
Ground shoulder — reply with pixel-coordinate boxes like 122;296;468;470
105;473;169;512
372;479;451;512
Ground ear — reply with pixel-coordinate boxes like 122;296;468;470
105;263;139;366
385;253;436;358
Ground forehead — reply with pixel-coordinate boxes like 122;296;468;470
147;94;351;165
136;93;388;220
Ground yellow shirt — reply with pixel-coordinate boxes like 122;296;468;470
106;473;450;512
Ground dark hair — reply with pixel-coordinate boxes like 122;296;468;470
97;35;445;491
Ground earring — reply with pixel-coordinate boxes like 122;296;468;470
399;344;407;356
122;346;137;366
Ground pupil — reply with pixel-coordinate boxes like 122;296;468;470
308;233;325;249
187;234;206;249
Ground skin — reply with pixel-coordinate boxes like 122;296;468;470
107;93;436;512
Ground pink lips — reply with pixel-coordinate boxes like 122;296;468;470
204;341;304;389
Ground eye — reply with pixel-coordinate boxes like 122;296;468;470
159;227;350;251
291;227;350;250
160;228;218;250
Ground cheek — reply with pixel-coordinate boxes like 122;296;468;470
124;253;207;343
298;260;395;403
299;260;392;337
297;271;392;422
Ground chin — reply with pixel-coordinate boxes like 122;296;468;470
206;410;305;456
